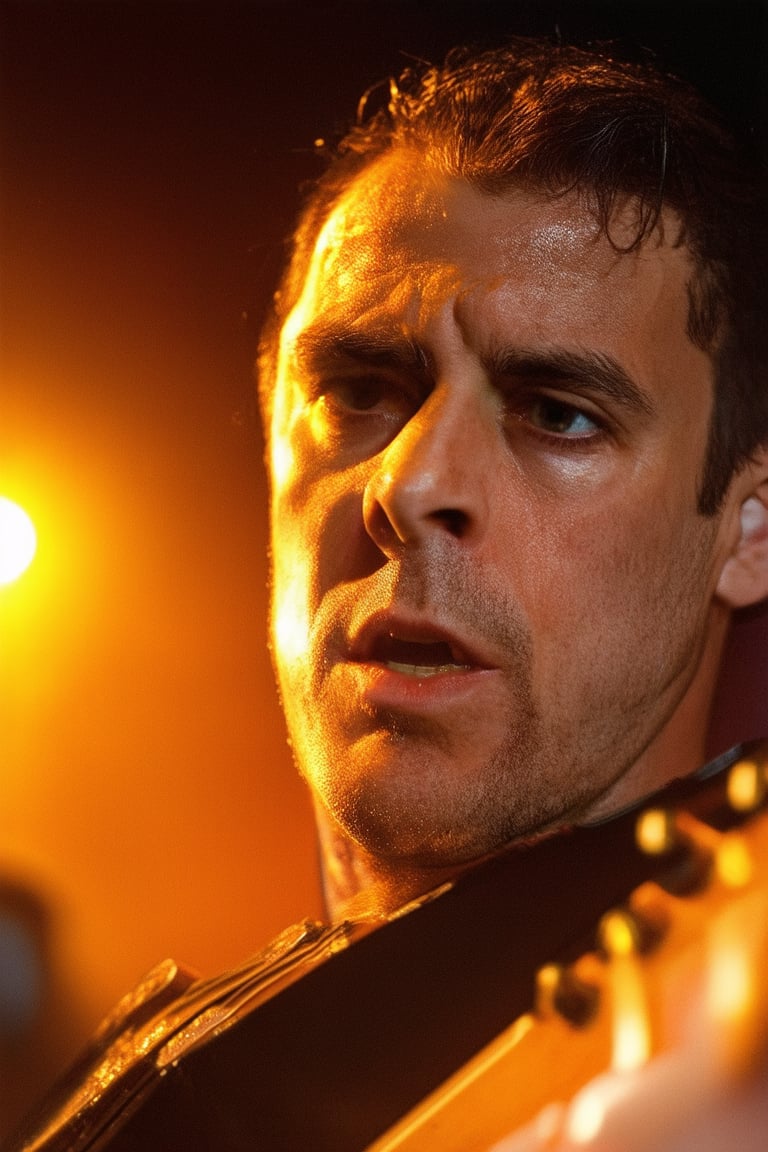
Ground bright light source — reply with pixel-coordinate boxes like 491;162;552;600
0;497;37;584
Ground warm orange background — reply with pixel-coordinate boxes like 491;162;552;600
1;363;321;994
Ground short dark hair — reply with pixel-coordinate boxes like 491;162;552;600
260;38;767;515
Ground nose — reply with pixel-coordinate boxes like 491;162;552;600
362;386;491;555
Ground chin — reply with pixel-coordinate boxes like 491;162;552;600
307;717;580;864
332;779;516;868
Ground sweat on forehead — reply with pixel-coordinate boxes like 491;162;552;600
296;155;681;303
319;149;681;262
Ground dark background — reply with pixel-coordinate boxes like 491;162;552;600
1;0;766;1134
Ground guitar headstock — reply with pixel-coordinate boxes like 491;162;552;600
367;743;768;1152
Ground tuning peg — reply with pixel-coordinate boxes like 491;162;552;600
635;808;714;895
535;962;599;1027
597;906;666;959
727;754;767;813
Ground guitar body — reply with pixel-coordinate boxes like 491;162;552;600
6;743;767;1152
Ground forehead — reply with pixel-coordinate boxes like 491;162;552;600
313;155;605;284
280;150;708;402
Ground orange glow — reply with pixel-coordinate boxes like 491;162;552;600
600;911;652;1073
727;758;766;811
566;1072;632;1144
708;930;752;1024
705;890;767;1080
0;496;37;584
635;808;675;855
0;367;321;1109
611;967;651;1073
715;833;753;888
270;433;295;492
272;571;311;669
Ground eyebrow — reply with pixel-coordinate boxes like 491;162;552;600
290;325;655;418
488;347;656;416
290;325;429;375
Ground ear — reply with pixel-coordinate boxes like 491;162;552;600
715;470;768;609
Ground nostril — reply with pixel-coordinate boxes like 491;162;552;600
433;508;469;537
363;491;407;552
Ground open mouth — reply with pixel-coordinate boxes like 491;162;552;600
369;633;473;677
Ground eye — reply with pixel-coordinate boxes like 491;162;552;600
316;373;421;428
322;376;388;413
307;371;422;455
522;394;602;439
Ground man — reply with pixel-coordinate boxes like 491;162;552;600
252;38;768;1147
262;38;768;920
9;36;768;1152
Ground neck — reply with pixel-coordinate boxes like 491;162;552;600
313;801;467;922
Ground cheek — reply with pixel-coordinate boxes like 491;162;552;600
269;433;324;673
270;528;313;679
503;487;710;661
271;472;380;707
274;461;371;594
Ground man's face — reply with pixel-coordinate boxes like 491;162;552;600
268;150;730;868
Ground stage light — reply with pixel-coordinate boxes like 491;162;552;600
0;497;37;584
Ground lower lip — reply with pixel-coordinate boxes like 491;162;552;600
338;660;499;713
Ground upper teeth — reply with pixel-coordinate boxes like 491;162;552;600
386;661;467;676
